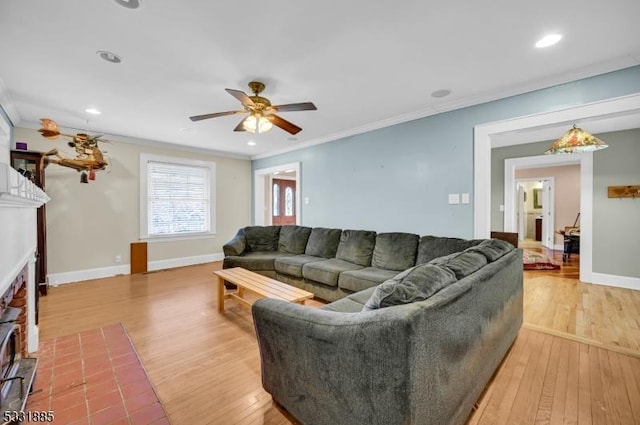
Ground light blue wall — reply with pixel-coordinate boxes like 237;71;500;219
254;66;640;237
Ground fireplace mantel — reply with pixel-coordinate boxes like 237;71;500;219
0;163;49;208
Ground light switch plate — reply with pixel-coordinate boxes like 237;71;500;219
461;193;470;204
448;193;460;204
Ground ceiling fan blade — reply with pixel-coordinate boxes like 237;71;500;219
268;114;302;135
272;102;317;112
189;110;244;122
233;117;249;132
226;89;255;107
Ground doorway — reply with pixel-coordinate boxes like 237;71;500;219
272;177;297;225
515;178;554;249
253;162;301;226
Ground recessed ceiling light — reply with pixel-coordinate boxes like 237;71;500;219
535;34;562;48
85;108;101;115
247;141;256;146
113;0;140;9
97;50;123;63
431;89;451;98
284;169;295;173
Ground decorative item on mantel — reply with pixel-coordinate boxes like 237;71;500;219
544;124;609;154
37;118;110;183
608;185;640;199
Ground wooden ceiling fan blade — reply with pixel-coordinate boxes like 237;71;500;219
272;102;317;112
233;117;249;132
268;114;302;135
189;110;244;122
226;89;255;107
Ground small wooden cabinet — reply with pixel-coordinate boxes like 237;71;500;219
10;150;48;306
535;217;542;242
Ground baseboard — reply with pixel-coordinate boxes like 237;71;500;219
148;253;224;272
590;272;640;291
48;252;224;286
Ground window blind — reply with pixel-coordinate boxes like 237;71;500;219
147;161;210;236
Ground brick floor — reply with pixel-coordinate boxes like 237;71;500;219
27;323;169;424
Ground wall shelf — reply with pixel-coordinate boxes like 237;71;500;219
608;185;640;199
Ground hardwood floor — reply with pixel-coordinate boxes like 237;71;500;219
37;258;640;424
522;246;640;357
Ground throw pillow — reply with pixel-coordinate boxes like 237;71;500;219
428;251;487;279
464;239;514;262
363;263;457;310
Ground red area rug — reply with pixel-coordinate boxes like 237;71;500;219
27;323;169;425
523;249;561;270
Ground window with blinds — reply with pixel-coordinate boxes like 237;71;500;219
140;154;215;239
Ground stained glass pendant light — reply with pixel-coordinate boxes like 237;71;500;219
545;125;609;154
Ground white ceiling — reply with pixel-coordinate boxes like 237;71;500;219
1;0;639;159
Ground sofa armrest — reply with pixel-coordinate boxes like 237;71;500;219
223;231;246;256
252;299;413;424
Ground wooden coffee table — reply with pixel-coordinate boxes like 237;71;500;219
214;267;314;312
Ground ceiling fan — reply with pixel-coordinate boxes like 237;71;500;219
189;81;317;135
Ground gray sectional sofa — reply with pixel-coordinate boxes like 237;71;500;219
223;225;524;425
223;225;484;302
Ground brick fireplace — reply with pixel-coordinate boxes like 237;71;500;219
0;162;49;412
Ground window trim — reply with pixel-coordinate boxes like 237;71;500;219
139;153;216;241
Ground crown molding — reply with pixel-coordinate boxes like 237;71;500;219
251;59;640;161
17;120;251;161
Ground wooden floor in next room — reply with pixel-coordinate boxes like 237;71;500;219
35;255;640;424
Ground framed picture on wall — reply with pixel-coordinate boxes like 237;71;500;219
533;188;542;209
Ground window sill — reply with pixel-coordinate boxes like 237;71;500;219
140;232;217;243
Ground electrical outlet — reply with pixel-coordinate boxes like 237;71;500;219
115;255;122;263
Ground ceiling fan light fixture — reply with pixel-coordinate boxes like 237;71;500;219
97;50;123;64
244;114;273;134
113;0;140;9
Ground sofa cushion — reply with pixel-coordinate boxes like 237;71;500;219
302;259;364;287
363;263;457;310
223;251;291;271
274;255;325;278
320;297;365;313
429;251;488;279
465;239;514;262
244;226;281;252
305;227;342;258
335;229;377;266
278;225;313;254
416;235;483;264
372;232;419;271
338;267;399;293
